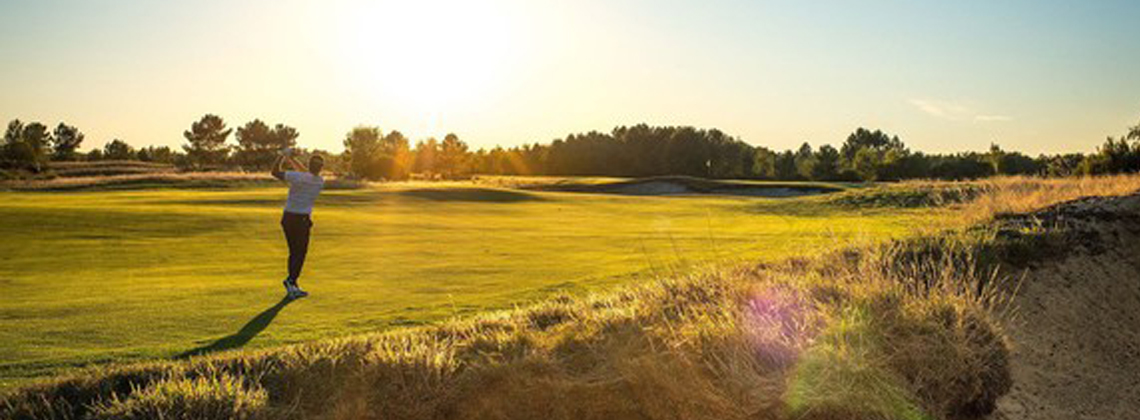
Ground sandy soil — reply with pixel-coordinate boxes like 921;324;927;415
991;194;1140;419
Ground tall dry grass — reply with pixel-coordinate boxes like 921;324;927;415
3;175;1138;420
956;175;1140;222
834;174;1140;226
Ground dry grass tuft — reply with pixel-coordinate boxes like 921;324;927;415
88;374;268;420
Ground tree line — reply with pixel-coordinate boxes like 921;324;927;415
4;114;1140;181
341;122;1140;181
0;115;313;173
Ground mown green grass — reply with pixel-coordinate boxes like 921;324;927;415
0;181;948;389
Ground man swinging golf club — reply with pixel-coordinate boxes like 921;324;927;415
272;147;325;299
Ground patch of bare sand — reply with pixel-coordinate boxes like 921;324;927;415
993;194;1140;419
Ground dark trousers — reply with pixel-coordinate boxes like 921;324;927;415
281;212;313;283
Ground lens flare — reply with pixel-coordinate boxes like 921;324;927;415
742;287;818;369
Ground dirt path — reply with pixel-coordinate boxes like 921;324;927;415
992;194;1140;419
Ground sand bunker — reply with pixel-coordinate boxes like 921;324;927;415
992;193;1140;419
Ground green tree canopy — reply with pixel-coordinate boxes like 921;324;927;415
343;126;382;180
438;133;469;178
1;120;51;171
412;138;440;175
182;114;232;168
234;120;298;170
51;123;84;161
103;139;135;160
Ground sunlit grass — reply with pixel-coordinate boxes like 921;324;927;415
0;181;935;387
2;175;1137;419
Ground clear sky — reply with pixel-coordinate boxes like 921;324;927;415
1;0;1138;154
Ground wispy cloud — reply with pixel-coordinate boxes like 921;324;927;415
974;114;1012;122
910;99;1011;123
910;99;972;121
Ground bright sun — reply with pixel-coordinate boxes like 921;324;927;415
334;0;522;116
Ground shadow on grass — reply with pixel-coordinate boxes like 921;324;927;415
396;187;546;203
176;297;293;359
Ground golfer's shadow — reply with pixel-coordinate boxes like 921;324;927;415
176;297;293;359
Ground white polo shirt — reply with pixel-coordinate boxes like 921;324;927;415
283;171;324;215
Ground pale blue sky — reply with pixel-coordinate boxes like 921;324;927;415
1;0;1138;154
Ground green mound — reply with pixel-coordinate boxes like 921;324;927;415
829;184;988;208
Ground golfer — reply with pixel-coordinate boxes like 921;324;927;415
271;148;325;298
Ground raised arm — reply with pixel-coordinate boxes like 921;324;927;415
271;155;287;181
286;155;308;172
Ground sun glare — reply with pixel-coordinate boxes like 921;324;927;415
334;0;523;118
